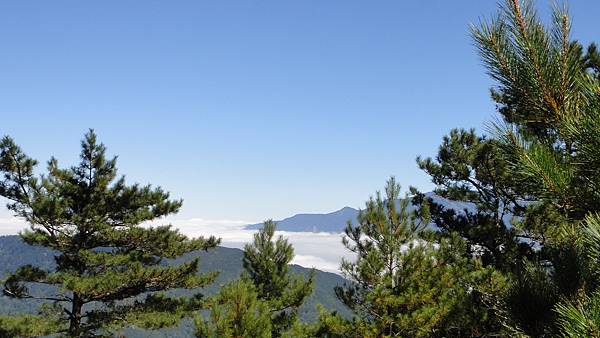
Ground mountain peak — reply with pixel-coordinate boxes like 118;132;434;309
245;206;360;233
244;192;483;233
332;206;357;214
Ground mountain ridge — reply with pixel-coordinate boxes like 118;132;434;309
245;205;360;232
245;192;478;233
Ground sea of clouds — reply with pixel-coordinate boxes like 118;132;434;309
0;217;352;274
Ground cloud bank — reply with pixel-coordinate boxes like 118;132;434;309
0;217;352;274
0;217;28;235
164;218;352;273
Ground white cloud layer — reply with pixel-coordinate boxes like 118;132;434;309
0;217;28;235
0;217;353;274
164;218;352;273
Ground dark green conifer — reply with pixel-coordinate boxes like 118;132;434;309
0;130;219;337
194;278;272;338
414;128;531;273
194;220;314;338
323;178;507;337
412;0;600;335
243;220;315;337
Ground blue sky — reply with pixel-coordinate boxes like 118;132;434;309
1;1;599;222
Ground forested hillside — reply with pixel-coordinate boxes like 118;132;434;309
0;235;350;336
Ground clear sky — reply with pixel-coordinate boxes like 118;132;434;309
1;1;599;222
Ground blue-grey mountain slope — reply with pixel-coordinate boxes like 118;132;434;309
246;192;482;233
245;206;360;232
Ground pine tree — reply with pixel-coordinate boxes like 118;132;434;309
414;128;531;273
450;0;600;336
194;220;314;338
412;128;559;335
0;130;220;337
472;0;596;143
194;278;272;338
324;177;507;337
243;220;315;337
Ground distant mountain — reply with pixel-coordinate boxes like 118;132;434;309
0;235;352;337
246;193;481;233
245;206;360;232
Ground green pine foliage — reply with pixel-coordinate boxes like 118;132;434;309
194;277;272;338
414;128;531;273
552;214;600;337
317;178;508;337
243;220;315;336
410;0;600;335
0;130;220;337
0;311;63;337
195;220;314;338
555;291;600;338
472;0;594;142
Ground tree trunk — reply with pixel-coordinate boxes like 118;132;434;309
68;292;83;337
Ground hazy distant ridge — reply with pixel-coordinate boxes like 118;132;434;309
245;206;360;232
245;193;480;233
